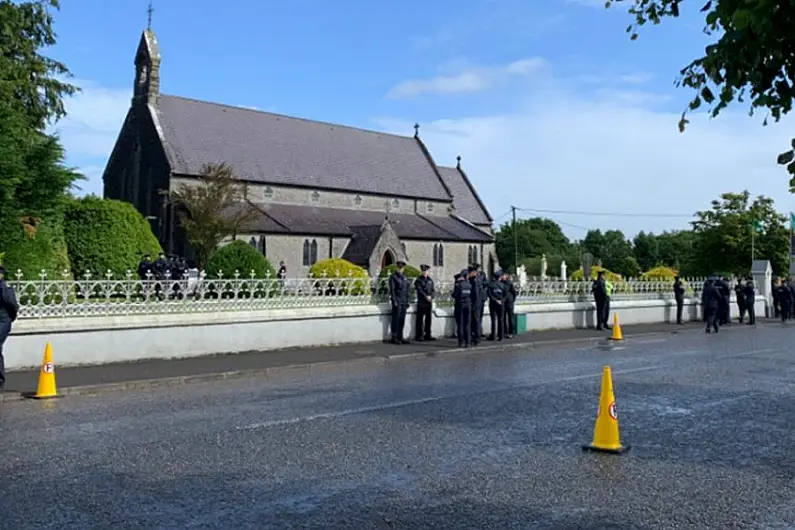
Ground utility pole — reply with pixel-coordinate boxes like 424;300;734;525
511;205;518;273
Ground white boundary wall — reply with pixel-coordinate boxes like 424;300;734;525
5;297;765;370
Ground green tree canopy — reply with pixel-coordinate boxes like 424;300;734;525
495;217;571;272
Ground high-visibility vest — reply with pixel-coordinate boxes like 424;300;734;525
605;280;614;297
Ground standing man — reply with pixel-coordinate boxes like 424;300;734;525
776;278;793;323
277;261;287;279
468;266;482;346
501;271;517;338
137;254;153;280
734;278;747;324
592;271;609;331
453;270;472;348
702;276;720;333
744;279;756;325
414;264;436;341
673;276;685;324
476;265;488;339
0;266;19;392
388;261;410;344
488;270;506;341
717;276;731;325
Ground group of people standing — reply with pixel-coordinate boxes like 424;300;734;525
700;275;756;333
387;261;517;347
137;252;189;281
772;277;795;321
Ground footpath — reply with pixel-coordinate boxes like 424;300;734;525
0;321;747;401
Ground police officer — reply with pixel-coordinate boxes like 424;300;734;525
453;269;473;348
673;275;685;325
488;270;506;341
137;254;154;280
775;278;793;322
744;279;756;325
0;266;19;392
414;264;436;341
389;261;410;344
592;271;609;330
717;276;731;325
772;277;781;317
475;264;487;339
468;266;482;346
702;276;720;333
734;278;747;324
789;278;795;321
501;271;517;338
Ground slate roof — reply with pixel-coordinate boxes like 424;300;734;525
246;203;492;242
341;225;384;267
155;95;452;201
437;165;493;225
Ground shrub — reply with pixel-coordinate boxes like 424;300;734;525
63;196;162;278
379;263;421;278
640;266;679;280
205;239;275;279
0;215;70;280
570;265;622;282
309;258;369;295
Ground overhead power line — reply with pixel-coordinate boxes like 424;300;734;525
516;207;693;219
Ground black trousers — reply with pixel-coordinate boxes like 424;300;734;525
0;320;10;389
489;302;504;340
705;306;719;331
719;298;730;324
675;298;684;324
781;302;791;322
746;302;756;325
415;304;432;339
736;298;746;322
391;305;408;340
503;302;515;335
595;298;609;328
456;305;471;346
472;302;485;339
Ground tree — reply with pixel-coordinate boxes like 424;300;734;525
495;217;571;272
632;231;658;271
605;0;795;185
170;163;258;269
581;229;634;274
691;191;788;276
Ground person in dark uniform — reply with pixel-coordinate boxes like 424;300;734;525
488;270;506;341
0;266;19;392
137;254;154;280
476;265;488;339
453;269;473;348
775;278;793;322
788;279;795;320
702;276;720;333
414;264;436;341
154;252;170;279
388;261;411;344
277;261;287;279
716;276;731;325
468;266;482;346
772;277;781;318
734;278;747;324
673;276;685;324
744;279;756;325
501;271;517;338
592;271;608;331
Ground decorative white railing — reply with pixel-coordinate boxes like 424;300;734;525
4;269;728;320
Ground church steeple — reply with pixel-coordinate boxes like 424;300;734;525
134;27;161;104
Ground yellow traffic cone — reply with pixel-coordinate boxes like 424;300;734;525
29;342;61;400
608;313;623;341
582;366;630;454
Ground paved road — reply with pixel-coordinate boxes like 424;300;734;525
2;323;795;529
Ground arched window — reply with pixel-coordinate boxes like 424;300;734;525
432;244;439;267
309;239;318;265
302;239;310;266
438;243;445;267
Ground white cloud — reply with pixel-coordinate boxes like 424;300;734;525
386;58;546;98
375;81;795;239
50;80;131;196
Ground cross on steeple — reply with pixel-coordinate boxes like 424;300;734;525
147;1;154;30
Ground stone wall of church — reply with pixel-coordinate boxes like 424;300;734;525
169;177;453;218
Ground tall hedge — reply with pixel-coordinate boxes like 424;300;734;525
0;215;70;280
63;196;162;278
205;239;275;278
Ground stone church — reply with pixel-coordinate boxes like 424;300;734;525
103;28;498;277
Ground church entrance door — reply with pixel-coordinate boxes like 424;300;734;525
381;250;395;269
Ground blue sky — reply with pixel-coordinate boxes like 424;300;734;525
49;0;795;240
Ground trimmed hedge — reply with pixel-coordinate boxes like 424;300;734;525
63;196;162;278
0;215;70;280
205;239;275;279
379;263;421;279
570;265;622;282
640;265;679;280
309;258;369;295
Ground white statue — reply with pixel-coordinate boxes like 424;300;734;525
516;264;527;287
540;254;548;279
560;260;567;280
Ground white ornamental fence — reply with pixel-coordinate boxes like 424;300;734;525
4;269;723;320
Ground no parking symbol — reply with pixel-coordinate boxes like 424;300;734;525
42;362;54;374
608;402;617;421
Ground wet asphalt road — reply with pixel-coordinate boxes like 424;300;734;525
3;323;795;529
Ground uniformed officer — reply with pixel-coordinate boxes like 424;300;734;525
592;271;609;330
717;276;731;325
0;265;19;392
501;271;517;338
389;261;411;344
744;279;756;325
137;254;153;280
467;266;482;346
488;270;506;341
673;276;685;325
702;276;721;333
414;264;436;341
453;269;473;347
734;278;747;324
775;278;793;322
